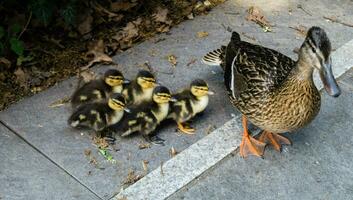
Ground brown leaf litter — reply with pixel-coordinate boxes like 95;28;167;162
169;147;178;157
92;136;109;149
167;54;177;67
48;96;71;108
138;142;151;149
289;25;307;37
122;169;144;187
197;31;209;38
246;6;272;32
82;39;113;70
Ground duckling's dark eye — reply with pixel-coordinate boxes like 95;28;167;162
312;47;316;53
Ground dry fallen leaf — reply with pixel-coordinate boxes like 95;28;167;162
84;149;92;156
113;18;142;49
110;1;137;12
169;147;178;157
83;39;113;70
122;169;144;186
92;136;109;149
197;31;209;38
14;68;29;89
77;13;93;35
142;160;149;172
153;7;172;25
289;25;307;37
168;54;177;67
0;57;11;69
138;142;151;149
246;6;272;32
48;96;71;108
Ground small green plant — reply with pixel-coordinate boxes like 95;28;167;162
0;24;33;66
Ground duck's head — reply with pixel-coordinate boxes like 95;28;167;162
104;69;129;86
299;26;340;97
152;86;176;104
108;93;130;112
190;79;214;97
136;70;157;89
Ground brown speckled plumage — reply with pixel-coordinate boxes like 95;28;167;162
204;29;329;134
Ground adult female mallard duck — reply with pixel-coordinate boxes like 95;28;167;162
203;26;341;158
71;69;129;108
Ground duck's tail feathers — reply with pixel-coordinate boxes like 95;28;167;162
202;47;225;66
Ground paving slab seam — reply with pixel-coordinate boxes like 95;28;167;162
0;121;104;200
114;39;353;200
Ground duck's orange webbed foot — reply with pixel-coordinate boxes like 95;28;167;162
258;131;291;152
239;116;266;158
177;122;195;135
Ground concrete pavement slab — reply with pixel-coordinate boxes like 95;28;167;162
0;124;99;200
168;71;353;200
1;0;353;199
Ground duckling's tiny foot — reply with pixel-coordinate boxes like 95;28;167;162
103;136;116;145
144;135;165;146
240;135;266;158
258;131;291;152
177;123;195;135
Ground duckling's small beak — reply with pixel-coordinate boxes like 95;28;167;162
123;79;131;84
124;108;131;113
319;58;341;97
207;90;215;95
170;97;178;102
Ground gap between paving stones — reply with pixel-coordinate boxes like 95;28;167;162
114;39;353;200
0;121;104;200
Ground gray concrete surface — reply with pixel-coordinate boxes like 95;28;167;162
169;69;353;200
0;124;99;200
1;0;353;199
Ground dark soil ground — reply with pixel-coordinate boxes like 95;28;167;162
0;0;224;110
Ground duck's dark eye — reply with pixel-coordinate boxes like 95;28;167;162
312;47;316;53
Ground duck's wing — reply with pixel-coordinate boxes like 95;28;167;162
224;32;295;99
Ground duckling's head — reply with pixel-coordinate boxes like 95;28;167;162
190;79;214;97
136;70;156;89
108;93;129;111
152;86;174;104
299;26;340;97
104;69;126;87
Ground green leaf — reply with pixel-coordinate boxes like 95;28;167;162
30;0;54;26
98;148;114;161
0;26;4;39
17;55;34;66
61;5;76;25
10;38;24;56
10;24;22;35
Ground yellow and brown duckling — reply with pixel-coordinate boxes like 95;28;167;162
119;86;176;143
71;69;129;108
168;79;214;134
68;93;129;132
203;27;340;158
122;70;157;105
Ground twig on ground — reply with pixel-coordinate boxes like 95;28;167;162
297;4;312;16
324;16;353;28
18;11;32;39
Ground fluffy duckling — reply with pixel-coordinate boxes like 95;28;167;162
122;70;157;105
71;69;129;108
68;93;129;132
168;79;214;134
119;86;176;142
